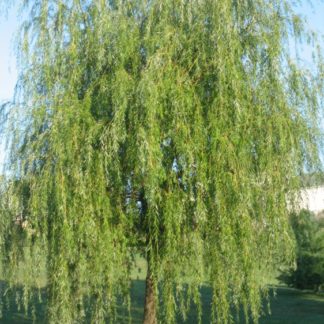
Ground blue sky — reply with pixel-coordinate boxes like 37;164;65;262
0;2;323;166
0;6;18;103
1;2;323;105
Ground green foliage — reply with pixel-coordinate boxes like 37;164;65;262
300;172;324;188
0;1;323;323
279;210;324;291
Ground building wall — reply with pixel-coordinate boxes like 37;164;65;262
299;186;324;216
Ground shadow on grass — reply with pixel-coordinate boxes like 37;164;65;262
0;280;46;324
124;285;324;323
0;281;324;323
0;280;147;324
259;287;324;324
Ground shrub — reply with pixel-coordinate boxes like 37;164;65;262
279;210;324;291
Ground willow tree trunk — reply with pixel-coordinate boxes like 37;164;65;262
143;266;157;324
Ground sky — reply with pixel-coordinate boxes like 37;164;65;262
0;6;18;104
0;2;323;167
0;5;18;169
0;2;323;103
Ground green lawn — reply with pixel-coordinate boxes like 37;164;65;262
1;258;323;323
259;287;324;324
1;283;324;323
174;285;324;324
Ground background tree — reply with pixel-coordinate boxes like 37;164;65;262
279;210;324;291
0;1;323;323
301;171;324;188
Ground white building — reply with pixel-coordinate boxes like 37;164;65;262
298;186;324;217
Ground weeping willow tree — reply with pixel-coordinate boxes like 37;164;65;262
0;0;323;323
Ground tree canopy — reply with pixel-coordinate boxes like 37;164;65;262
0;1;323;323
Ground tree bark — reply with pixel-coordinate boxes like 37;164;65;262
143;266;157;324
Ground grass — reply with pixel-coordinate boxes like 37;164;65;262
1;283;324;323
259;287;324;324
1;257;324;323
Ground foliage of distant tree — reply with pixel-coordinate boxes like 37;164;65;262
0;1;323;323
301;172;324;188
279;210;324;291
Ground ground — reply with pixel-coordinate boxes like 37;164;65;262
1;283;324;323
1;257;323;323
